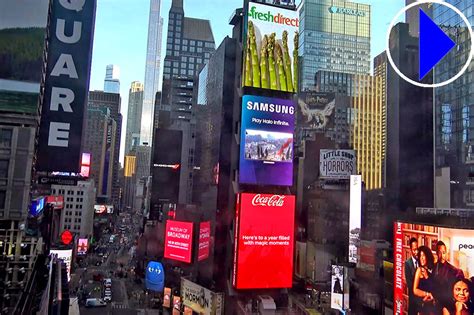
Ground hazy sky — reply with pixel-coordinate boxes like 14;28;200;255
88;0;404;165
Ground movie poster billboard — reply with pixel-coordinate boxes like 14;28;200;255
298;92;336;130
239;95;295;186
331;265;349;311
163;287;172;307
394;222;474;315
77;238;88;255
242;2;299;93
233;193;295;289
181;278;225;315
173;296;181;315
50;249;72;281
349;175;361;263
164;220;194;263
320;150;356;180
198;221;211;261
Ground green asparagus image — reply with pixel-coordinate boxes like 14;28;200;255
244;35;252;87
248;21;261;88
260;35;270;89
275;43;287;92
267;33;278;90
282;30;294;93
293;32;299;92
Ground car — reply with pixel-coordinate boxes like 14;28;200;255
85;298;107;308
104;278;112;288
103;295;112;302
93;273;104;282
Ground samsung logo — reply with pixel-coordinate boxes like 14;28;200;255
246;101;295;115
329;6;366;17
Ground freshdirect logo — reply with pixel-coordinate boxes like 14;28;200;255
329;6;366;17
249;6;299;27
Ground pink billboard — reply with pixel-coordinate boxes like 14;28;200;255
164;220;194;263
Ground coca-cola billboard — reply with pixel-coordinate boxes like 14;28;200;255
233;193;295;289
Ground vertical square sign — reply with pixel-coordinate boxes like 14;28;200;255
233;193;295;289
239;95;295;186
164;220;194;263
198;221;211;261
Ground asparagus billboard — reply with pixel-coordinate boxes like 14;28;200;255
243;2;299;92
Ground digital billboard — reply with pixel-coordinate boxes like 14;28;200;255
50;249;72;281
233;193;295;289
173;296;181;315
242;2;299;92
349;175;361;263
394;222;474;315
46;195;64;210
94;204;113;214
163;287;171;308
29;197;46;216
198;221;211;261
145;261;165;292
36;0;97;172
77;238;88;255
164;220;194;263
239;95;295;186
297;92;336;130
331;265;350;311
320;150;356;180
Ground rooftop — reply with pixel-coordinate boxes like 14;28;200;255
183;17;214;43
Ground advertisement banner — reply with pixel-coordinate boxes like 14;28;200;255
298;92;336;130
164;220;194;263
242;2;298;92
320;150;356;179
331;265;349;311
393;222;474;315
29;197;46;217
36;0;97;172
94;204;113;214
145;261;164;292
349;175;361;263
181;278;213;315
233;193;295;289
239;95;295;186
77;238;88;255
46;195;64;210
50;249;72;281
198;221;211;261
172;296;181;315
163;287;171;308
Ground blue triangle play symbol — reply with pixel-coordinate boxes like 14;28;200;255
419;8;456;80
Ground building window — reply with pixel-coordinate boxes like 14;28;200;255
0;129;12;148
0;160;9;178
0;191;5;209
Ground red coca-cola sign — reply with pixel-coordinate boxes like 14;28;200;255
251;194;285;207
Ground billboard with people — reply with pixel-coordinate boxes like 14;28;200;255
394;222;474;315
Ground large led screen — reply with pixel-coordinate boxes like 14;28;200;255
394;222;474;315
233;193;295;289
164;220;194;263
331;265;349;311
198;221;211;261
239;95;295;186
242;2;299;92
50;249;72;281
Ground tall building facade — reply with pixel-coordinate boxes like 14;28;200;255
125;81;144;155
123;154;137;210
87;91;122;208
433;1;474;208
104;64;120;93
141;0;164;146
405;0;432;37
298;0;371;91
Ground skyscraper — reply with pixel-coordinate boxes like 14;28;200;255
298;0;371;91
433;1;473;208
141;0;164;146
104;64;120;93
125;81;144;154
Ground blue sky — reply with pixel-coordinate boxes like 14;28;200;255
89;0;405;164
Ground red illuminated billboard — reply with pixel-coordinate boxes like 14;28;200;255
198;221;211;261
46;195;64;210
233;193;295;289
164;220;194;263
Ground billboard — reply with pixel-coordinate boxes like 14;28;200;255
173;296;181;315
145;261;165;292
233;193;295;289
298;92;336;130
46;195;64;210
239;95;295;186
349;175;361;263
77;238;88;255
242;2;299;92
320;150;356;180
29;197;46;216
331;265;349;311
50;249;72;281
163;287;172;308
164;220;194;263
36;0;97;172
181;278;223;315
393;222;474;315
198;221;211;261
94;204;113;214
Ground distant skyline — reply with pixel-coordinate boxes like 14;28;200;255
89;0;403;164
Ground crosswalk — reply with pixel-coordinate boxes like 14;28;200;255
111;302;126;309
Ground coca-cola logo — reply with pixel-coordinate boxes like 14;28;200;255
251;194;285;207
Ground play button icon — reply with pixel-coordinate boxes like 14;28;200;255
419;8;456;80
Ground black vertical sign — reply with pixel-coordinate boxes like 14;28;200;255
37;0;97;172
